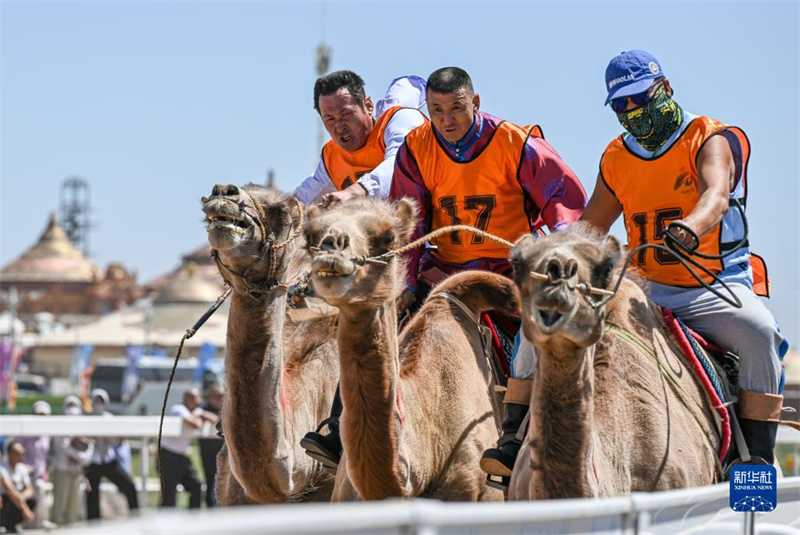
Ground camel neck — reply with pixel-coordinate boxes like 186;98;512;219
336;303;407;499
529;343;598;498
223;289;292;494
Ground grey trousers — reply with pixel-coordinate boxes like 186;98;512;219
648;281;785;395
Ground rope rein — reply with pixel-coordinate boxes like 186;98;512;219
348;225;515;266
158;194;304;505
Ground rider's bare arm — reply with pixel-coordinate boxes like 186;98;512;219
579;172;623;234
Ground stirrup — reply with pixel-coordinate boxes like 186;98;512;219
485;474;510;492
724;455;771;478
314;416;340;433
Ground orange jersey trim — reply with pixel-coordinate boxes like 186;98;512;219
322;106;404;191
600;116;751;286
405;120;543;264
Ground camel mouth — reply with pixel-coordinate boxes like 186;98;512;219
538;308;563;327
310;254;358;280
529;304;572;334
206;213;252;233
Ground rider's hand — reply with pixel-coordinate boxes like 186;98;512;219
319;183;368;209
666;219;699;251
396;288;416;316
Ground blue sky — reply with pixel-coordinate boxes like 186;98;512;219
1;1;797;345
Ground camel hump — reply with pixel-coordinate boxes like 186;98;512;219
429;270;520;318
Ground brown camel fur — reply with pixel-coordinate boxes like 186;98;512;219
507;223;721;499
304;197;517;501
202;183;339;504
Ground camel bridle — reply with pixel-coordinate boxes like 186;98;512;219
210;191;305;299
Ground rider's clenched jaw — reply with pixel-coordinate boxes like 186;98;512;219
315;70;375;153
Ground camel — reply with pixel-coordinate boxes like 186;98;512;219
507;223;721;500
202;183;339;504
304;197;518;501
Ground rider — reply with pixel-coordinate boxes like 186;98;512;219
390;67;587;478
294;70;427;207
580;50;788;467
299;70;427;470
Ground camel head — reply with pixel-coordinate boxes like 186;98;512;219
511;223;623;349
202;183;303;292
304;197;418;309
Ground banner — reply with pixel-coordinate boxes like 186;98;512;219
6;347;24;411
69;344;94;393
0;339;13;403
122;344;142;402
193;342;218;383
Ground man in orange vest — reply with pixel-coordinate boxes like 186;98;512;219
299;70;427;471
390;67;587;479
294;71;427;207
581;50;788;468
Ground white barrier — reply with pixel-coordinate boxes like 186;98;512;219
1;415;219;508
53;477;800;535
2;416;799;532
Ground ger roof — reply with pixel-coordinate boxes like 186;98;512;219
0;213;102;283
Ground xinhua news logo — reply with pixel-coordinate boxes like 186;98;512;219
729;465;777;512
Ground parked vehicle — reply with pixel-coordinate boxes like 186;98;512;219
90;356;223;414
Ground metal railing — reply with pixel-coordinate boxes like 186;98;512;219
50;477;800;535
3;416;799;534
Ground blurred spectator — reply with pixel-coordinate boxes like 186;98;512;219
198;385;224;507
0;441;35;533
160;388;218;509
51;395;94;526
85;388;138;520
17;400;56;529
114;440;133;474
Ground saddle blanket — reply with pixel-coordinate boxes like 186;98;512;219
661;307;733;465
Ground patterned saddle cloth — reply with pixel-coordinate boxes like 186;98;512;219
661;307;739;466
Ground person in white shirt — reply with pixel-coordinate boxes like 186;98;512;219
294;71;427;206
51;396;94;526
0;442;35;534
85;388;138;520
160;388;218;509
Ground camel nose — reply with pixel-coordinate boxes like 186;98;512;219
320;229;350;252
211;184;239;197
545;255;578;282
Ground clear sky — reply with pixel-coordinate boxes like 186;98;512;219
1;1;798;345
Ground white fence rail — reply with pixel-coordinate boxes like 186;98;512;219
3;416;800;534
54;477;800;535
1;415;219;507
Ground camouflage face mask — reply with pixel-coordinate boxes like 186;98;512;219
616;86;683;152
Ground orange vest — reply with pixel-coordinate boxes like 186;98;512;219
600;116;751;286
322;106;405;191
405;121;543;264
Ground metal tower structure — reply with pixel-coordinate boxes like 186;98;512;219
59;176;92;257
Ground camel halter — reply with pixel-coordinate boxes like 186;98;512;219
211;194;305;299
528;269;616;301
158;193;305;505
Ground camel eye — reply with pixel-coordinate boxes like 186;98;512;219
373;233;395;250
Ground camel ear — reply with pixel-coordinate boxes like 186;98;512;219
393;198;419;244
593;234;624;289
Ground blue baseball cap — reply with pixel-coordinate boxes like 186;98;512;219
604;50;664;105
